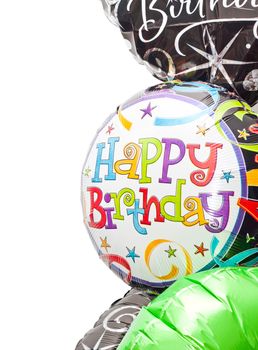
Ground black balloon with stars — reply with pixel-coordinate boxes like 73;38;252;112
102;0;258;106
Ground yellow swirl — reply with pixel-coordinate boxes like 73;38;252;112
124;143;140;159
145;239;193;281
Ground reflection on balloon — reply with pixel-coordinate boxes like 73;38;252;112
100;0;258;105
82;81;258;288
75;288;157;350
118;267;258;350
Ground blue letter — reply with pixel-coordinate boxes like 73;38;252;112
92;137;119;182
127;199;147;235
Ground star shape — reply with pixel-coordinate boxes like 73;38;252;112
246;233;255;244
156;83;169;90
165;245;177;258
126;246;140;263
100;237;111;253
196;124;209;136
238;128;250;141
194;242;209;257
140;102;157;119
83;167;91;177
106;123;115;135
221;170;235;183
179;27;257;90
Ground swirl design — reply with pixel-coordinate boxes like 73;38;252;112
122;190;135;206
209;218;220;229
103;305;141;333
184;197;196;211
190;170;206;185
124;143;139;159
145;239;193;281
143;48;175;80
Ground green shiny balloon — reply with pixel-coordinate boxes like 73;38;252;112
118;267;258;350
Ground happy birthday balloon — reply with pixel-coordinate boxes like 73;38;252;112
82;81;258;288
100;0;258;106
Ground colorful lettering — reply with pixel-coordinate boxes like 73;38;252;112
114;143;141;179
139;138;162;183
187;142;223;186
92;137;119;183
159;138;185;183
199;191;234;233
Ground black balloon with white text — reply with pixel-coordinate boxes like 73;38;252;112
100;0;258;106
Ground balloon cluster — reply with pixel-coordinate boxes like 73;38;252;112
76;2;258;349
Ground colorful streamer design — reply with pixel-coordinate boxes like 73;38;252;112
145;239;193;280
82;82;258;288
238;198;258;222
118;109;132;131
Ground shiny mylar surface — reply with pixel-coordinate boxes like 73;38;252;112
101;0;258;106
118;267;258;350
82;81;258;289
75;288;157;350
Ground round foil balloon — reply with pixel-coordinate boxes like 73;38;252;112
100;0;258;106
82;81;258;288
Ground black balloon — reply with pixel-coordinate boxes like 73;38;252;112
101;0;258;106
75;288;157;350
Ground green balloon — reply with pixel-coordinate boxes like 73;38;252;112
118;267;258;350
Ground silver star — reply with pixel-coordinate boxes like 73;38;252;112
178;27;258;90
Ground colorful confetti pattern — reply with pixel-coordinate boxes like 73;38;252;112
82;81;258;288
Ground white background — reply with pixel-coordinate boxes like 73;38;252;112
0;2;257;350
0;1;155;350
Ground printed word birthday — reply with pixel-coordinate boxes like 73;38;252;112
85;137;235;235
126;0;258;43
